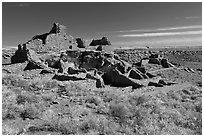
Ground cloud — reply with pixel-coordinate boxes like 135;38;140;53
115;25;202;33
185;16;201;19
16;3;30;7
113;36;202;47
119;30;202;37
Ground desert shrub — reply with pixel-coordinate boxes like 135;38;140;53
2;75;30;90
16;92;40;104
2;123;20;135
85;95;103;106
43;80;58;90
109;103;130;125
167;90;182;101
57;83;88;97
19;103;41;120
173;111;202;134
195;103;202;113
58;118;79;135
2;87;19;120
2;105;21;120
129;94;149;106
79;118;98;134
28;81;44;91
41;92;57;102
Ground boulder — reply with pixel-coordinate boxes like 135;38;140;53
86;71;105;88
141;74;149;79
148;58;161;65
24;49;48;70
58;59;76;74
52;74;86;81
102;68;143;89
40;69;55;74
161;58;174;68
67;67;79;74
148;82;163;87
136;67;146;74
76;38;86;48
89;37;111;46
40;53;61;68
149;53;159;58
146;72;156;78
133;61;142;67
158;79;168;85
96;45;103;51
128;69;144;80
141;59;149;66
24;61;47;70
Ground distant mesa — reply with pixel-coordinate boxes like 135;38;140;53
89;37;111;46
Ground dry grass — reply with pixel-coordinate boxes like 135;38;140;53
2;74;202;135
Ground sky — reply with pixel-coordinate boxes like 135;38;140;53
2;2;202;48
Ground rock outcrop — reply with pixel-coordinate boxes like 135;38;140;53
89;37;111;46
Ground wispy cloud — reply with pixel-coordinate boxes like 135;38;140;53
119;30;202;37
185;16;201;19
115;25;202;33
16;3;30;7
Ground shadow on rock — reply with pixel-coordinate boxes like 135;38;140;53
52;74;86;81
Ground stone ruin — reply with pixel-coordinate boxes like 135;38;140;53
89;37;111;46
76;38;86;48
8;23;176;89
50;49;175;89
24;23;77;53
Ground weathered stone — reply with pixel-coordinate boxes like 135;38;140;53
148;82;163;87
40;69;55;74
141;74;149;79
161;58;175;68
89;37;111;46
52;74;86;81
149;53;159;58
128;69;144;80
24;49;48;70
148;58;161;65
25;23;77;53
76;38;86;48
58;59;76;74
24;61;47;70
40;53;61;68
11;44;28;63
146;72;156;78
158;79;168;85
86;71;105;88
96;45;103;51
102;68;143;89
136;67;146;74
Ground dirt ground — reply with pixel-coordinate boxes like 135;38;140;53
2;46;202;135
